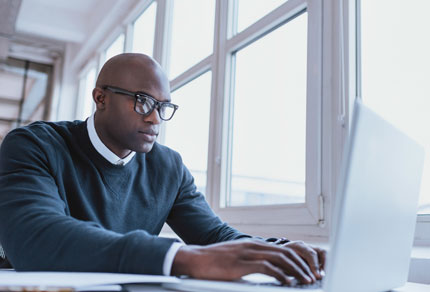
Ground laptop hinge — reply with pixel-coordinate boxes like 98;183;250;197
318;194;325;227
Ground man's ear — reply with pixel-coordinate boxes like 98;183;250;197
92;88;106;109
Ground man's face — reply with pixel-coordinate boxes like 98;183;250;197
99;61;171;154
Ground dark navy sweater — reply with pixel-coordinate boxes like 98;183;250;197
0;120;249;274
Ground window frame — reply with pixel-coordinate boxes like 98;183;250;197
75;59;97;120
127;0;158;56
102;33;126;64
207;0;325;233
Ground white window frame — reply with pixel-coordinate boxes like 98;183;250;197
75;59;97;120
205;0;325;237
154;0;213;144
99;30;126;66
123;0;157;55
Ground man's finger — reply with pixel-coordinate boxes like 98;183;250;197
243;250;313;284
313;246;326;271
284;241;324;280
241;240;316;282
243;260;293;285
291;243;321;279
281;248;316;282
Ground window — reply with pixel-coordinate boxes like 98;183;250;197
76;67;96;120
235;0;288;33
359;0;430;216
228;13;308;207
132;2;157;57
169;0;215;79
105;34;125;62
208;0;323;228
164;72;212;194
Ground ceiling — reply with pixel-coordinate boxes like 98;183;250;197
0;0;117;60
0;0;117;141
15;0;110;43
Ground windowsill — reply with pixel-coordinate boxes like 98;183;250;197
409;246;430;284
411;246;430;259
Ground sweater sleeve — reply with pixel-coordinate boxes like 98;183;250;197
0;128;177;274
166;158;251;245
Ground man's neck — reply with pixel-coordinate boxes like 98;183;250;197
88;113;135;164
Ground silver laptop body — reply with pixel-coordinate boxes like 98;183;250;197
324;100;424;292
164;100;425;292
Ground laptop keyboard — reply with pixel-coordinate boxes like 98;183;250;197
293;280;323;289
256;279;323;289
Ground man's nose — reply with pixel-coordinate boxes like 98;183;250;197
143;108;162;124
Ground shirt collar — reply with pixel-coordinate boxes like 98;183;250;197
87;113;136;166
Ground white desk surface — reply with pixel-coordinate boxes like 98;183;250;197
393;282;430;292
125;282;429;292
0;270;428;291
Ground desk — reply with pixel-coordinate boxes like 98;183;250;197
123;282;430;292
393;282;430;292
1;271;428;292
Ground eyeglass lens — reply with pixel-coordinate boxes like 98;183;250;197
135;97;175;120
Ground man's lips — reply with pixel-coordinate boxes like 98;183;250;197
138;130;158;142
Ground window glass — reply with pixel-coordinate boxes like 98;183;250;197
80;68;96;120
236;0;287;33
361;0;430;214
105;34;125;61
132;2;157;57
164;72;212;194
229;13;307;207
169;0;215;79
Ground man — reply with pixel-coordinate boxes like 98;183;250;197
0;53;324;285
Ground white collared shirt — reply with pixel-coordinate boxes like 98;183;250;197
87;114;136;166
86;113;182;275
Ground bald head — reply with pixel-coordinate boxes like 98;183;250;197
92;53;172;156
96;53;169;93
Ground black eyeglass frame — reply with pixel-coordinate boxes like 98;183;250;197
102;85;179;121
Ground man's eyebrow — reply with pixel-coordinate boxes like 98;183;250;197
135;90;153;96
136;90;172;103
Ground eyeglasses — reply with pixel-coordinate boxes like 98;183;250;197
102;85;179;121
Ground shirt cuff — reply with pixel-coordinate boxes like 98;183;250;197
162;242;183;276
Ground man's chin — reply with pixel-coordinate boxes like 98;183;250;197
136;142;155;153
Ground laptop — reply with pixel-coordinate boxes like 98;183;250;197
163;100;425;292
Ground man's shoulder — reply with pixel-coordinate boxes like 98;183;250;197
3;120;85;149
9;120;82;135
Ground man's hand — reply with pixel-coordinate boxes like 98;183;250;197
282;241;326;281
171;239;326;285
